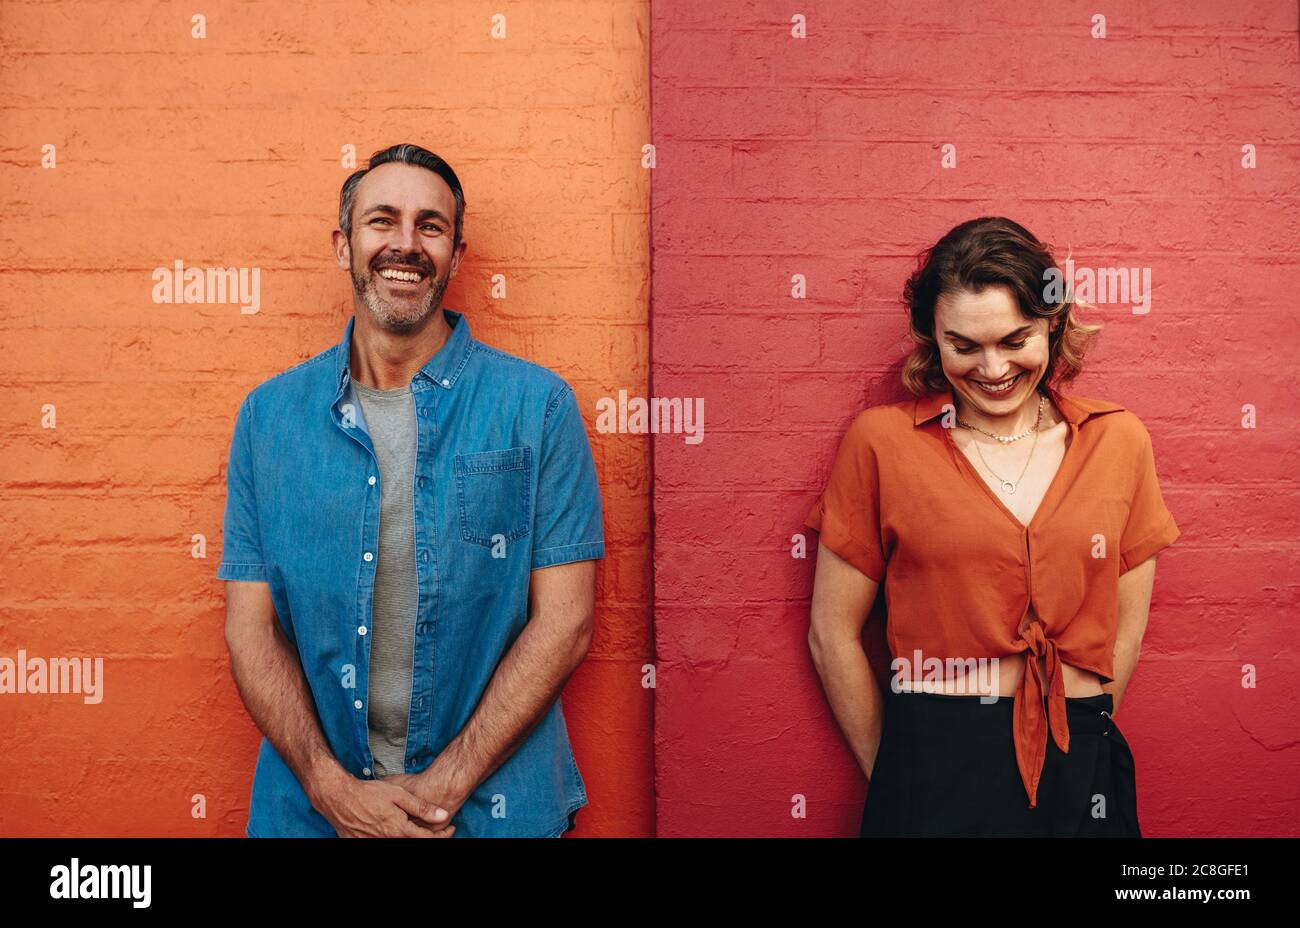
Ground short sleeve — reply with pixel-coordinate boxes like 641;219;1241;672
1119;422;1180;573
531;385;606;570
804;412;886;582
216;394;269;582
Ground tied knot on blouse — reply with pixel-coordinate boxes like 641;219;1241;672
805;383;1180;809
1015;618;1070;807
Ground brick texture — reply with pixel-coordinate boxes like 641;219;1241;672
651;0;1300;836
0;0;652;837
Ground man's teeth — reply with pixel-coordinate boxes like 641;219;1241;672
974;373;1020;394
379;268;423;282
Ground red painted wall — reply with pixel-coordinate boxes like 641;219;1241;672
651;0;1300;836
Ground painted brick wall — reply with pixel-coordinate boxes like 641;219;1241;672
651;0;1300;836
0;0;652;837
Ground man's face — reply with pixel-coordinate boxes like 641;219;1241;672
334;162;466;331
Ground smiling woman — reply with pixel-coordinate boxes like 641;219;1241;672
806;216;1179;837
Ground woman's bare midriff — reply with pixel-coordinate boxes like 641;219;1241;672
895;652;1105;698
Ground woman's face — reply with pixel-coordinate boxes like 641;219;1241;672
933;284;1057;420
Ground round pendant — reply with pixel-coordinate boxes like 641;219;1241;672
1001;480;1017;493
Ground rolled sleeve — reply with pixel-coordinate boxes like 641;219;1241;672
805;412;886;583
216;394;269;582
1119;422;1180;573
531;385;606;570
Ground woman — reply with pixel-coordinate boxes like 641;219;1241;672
806;217;1179;837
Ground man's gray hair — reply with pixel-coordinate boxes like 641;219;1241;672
338;144;465;248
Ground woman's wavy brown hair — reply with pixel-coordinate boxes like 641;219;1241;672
900;216;1101;397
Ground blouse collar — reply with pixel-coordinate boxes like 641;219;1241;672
913;380;1126;428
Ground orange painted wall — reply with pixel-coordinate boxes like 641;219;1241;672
0;1;652;837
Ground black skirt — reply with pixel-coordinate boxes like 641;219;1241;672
861;687;1141;837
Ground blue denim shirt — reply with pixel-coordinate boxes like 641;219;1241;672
216;308;604;837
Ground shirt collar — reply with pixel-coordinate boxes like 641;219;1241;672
331;307;474;400
912;380;1125;428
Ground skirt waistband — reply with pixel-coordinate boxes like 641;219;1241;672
883;686;1116;736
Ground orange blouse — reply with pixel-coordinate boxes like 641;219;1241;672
805;382;1180;808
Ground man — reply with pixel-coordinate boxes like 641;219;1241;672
217;143;604;838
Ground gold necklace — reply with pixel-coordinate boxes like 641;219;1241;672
957;395;1046;494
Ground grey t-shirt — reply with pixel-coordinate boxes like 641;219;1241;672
351;376;419;778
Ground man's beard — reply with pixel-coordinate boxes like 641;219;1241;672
351;260;450;333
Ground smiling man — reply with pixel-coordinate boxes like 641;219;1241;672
218;143;605;838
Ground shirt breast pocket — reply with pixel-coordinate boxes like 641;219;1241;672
454;446;533;547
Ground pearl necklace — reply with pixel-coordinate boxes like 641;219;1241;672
955;394;1047;494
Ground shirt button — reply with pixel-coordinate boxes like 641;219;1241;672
358;625;367;636
363;551;374;562
362;767;372;777
417;477;424;489
354;699;363;710
441;378;450;387
419;409;427;417
420;551;429;562
368;475;376;486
